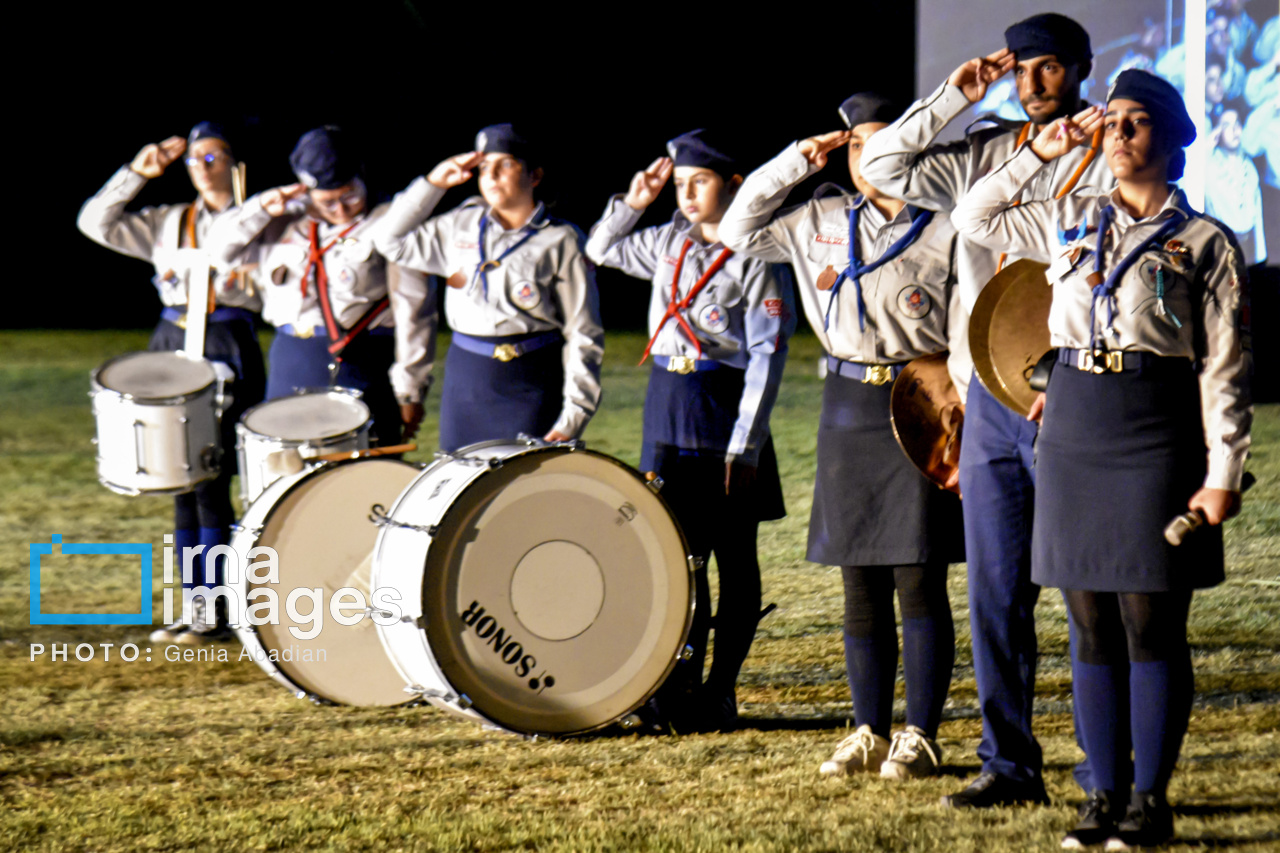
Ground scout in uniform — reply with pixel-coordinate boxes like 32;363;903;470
720;96;963;776
859;14;1117;807
953;70;1252;850
77;122;265;644
209;126;434;444
584;130;796;730
370;124;603;450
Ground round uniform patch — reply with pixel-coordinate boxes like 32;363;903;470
336;265;357;288
697;303;730;334
1138;259;1163;291
509;279;542;310
896;285;932;320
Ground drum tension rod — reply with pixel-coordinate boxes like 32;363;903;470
368;503;438;536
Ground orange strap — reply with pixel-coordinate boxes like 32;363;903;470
180;203;217;314
638;240;733;366
994;122;1103;273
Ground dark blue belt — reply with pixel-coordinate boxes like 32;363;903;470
652;355;728;374
161;306;256;325
1058;348;1170;374
825;356;906;385
451;331;560;362
276;323;392;339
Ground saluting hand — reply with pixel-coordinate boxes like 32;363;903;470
1030;106;1103;161
259;184;308;217
798;131;852;169
428;152;484;189
948;48;1016;104
130;136;187;179
624;157;674;211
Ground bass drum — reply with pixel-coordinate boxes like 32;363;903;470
231;458;419;706
373;440;694;736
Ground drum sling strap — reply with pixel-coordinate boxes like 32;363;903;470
638;239;733;366
994;122;1103;273
304;219;390;360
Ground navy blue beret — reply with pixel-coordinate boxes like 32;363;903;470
289;126;362;190
666;129;736;176
475;124;538;166
1107;69;1197;149
1005;13;1093;65
838;93;900;129
188;121;232;156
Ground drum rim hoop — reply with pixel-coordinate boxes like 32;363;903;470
237;391;372;440
92;352;218;404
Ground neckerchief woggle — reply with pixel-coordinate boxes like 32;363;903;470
1088;204;1186;351
825;202;935;331
473;213;537;298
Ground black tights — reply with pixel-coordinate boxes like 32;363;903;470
1063;589;1193;797
841;563;954;738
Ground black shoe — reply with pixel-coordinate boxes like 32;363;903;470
691;688;739;733
941;772;1051;809
1061;790;1121;849
1105;791;1173;850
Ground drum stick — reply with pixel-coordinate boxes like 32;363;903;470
233;162;246;208
312;443;417;463
1164;473;1255;546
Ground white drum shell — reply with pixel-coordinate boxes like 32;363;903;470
90;352;221;496
235;390;371;507
373;441;695;735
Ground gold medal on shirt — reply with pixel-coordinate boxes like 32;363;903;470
816;265;839;291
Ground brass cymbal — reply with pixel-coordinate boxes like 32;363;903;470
969;259;1052;417
890;352;963;494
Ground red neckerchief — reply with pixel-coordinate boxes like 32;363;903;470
305;219;361;341
638;238;733;365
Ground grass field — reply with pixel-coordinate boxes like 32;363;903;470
1;329;1277;852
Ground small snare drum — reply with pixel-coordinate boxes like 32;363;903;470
90;351;224;496
235;389;371;507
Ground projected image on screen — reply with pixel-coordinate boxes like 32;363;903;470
917;0;1277;264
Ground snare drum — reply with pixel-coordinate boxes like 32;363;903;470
90;351;223;496
230;458;421;706
373;440;695;736
236;389;371;506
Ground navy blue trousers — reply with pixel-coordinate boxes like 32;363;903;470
265;328;401;446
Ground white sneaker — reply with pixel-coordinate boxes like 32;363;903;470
149;621;188;643
880;725;942;779
819;724;890;777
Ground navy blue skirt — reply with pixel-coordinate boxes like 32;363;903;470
1032;358;1223;592
807;371;964;567
641;364;785;522
438;335;564;452
149;309;265;476
265;328;401;446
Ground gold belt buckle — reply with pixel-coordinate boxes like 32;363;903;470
667;356;696;375
294;325;314;339
1079;349;1122;374
863;364;893;386
174;312;188;330
493;343;519;362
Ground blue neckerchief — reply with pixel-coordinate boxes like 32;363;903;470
473;213;537;298
825;202;935;331
1088;205;1186;350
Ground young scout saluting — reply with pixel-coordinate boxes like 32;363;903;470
720;96;963;777
585;130;796;731
78;122;265;644
209;126;434;445
953;69;1251;850
859;13;1116;807
371;125;603;450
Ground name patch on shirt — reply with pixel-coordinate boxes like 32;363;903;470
897;285;932;320
764;298;785;318
455;241;480;250
660;255;681;267
814;234;849;246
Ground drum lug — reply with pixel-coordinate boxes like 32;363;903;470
688;556;704;572
645;474;664;493
230;521;263;535
677;644;694;662
486;457;504;469
457;693;473;710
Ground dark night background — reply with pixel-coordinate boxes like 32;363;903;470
14;1;1276;397
18;1;919;333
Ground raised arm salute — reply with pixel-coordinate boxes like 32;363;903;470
860;14;1118;810
953;70;1251;850
372;124;604;450
77;123;265;645
721;94;963;781
585;131;795;732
